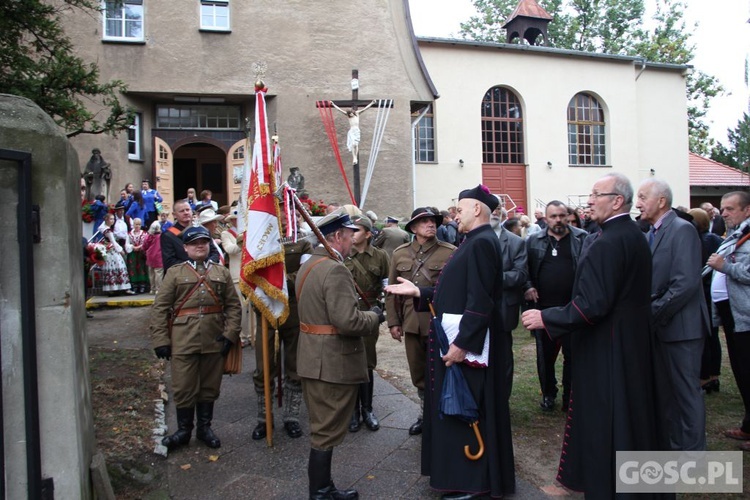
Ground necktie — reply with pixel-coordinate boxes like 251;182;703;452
648;227;655;247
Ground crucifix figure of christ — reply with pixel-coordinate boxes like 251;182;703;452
318;69;392;205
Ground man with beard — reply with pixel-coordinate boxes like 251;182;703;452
522;173;665;498
385;208;455;436
524;201;588;412
386;186;515;498
491;201;528;398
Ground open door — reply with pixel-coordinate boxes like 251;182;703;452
154;137;174;214
227;139;247;205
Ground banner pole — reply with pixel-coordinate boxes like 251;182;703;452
262;316;273;447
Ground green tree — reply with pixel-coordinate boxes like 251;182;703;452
0;0;133;137
460;0;722;154
711;113;750;172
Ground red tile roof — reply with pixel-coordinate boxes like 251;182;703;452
689;153;750;187
503;0;553;24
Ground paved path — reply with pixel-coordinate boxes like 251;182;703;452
88;303;549;499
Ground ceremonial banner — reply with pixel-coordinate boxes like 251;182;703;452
240;83;289;323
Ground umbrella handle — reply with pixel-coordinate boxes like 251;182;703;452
464;421;484;461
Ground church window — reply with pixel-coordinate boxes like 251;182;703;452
567;93;606;166
481;87;524;164
413;105;435;163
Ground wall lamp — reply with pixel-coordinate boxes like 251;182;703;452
459;159;464;168
650;168;656;175
546;161;552;169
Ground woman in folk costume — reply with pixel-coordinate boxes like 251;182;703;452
98;213;133;295
142;221;164;294
126;217;149;294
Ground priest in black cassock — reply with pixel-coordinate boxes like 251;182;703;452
386;185;515;499
522;172;668;499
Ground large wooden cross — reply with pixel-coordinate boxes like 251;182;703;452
317;69;393;205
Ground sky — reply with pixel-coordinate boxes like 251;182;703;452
408;0;750;147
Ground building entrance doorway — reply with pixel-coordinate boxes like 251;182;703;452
173;142;227;207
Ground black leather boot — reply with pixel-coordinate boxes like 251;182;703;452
361;372;379;431
162;406;194;450
308;448;358;500
348;393;361;433
195;401;221;448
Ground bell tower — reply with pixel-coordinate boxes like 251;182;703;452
501;0;553;46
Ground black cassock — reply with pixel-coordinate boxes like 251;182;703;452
417;224;515;497
542;214;669;499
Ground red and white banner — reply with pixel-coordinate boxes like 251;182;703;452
239;84;289;324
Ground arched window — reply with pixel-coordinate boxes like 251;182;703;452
481;87;524;164
567;93;606;166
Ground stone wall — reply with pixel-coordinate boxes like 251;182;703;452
0;94;95;499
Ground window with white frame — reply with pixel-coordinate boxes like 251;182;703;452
128;113;142;160
413;105;435;163
200;1;230;31
567;93;606;166
102;0;144;42
155;105;241;130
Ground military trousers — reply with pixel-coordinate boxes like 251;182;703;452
171;352;224;408
302;378;358;450
252;323;301;390
404;331;427;391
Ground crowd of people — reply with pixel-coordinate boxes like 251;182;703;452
85;173;750;499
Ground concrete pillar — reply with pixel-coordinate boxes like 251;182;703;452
0;94;95;498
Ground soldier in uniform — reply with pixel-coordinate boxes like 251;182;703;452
373;215;410;258
344;215;390;433
150;226;242;450
296;209;384;500
251;226;314;440
385;208;455;435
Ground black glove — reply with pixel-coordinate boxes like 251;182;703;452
154;345;171;360
370;305;386;324
218;336;233;357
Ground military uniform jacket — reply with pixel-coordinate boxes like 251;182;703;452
150;261;242;354
344;244;390;311
373;226;411;257
295;247;379;384
385;238;455;335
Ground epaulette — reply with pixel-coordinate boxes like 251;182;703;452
436;240;457;250
392;241;412;253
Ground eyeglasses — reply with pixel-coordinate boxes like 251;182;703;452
589;192;620;199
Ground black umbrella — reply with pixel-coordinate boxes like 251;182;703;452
429;303;485;461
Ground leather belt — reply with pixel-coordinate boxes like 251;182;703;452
175;305;223;317
300;322;339;335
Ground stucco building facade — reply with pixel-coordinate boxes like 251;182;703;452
62;0;436;218
416;38;690;213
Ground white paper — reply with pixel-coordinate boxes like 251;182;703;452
441;313;489;367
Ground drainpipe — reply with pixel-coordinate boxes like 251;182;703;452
635;57;647;81
410;106;430;209
0;149;47;499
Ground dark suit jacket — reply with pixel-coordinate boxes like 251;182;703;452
497;227;528;331
710;214;725;237
650;210;709;342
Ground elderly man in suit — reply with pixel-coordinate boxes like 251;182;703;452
637;178;708;451
296;209;383;500
491;198;528;398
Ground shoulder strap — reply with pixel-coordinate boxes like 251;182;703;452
168;226;181;236
295;257;331;302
